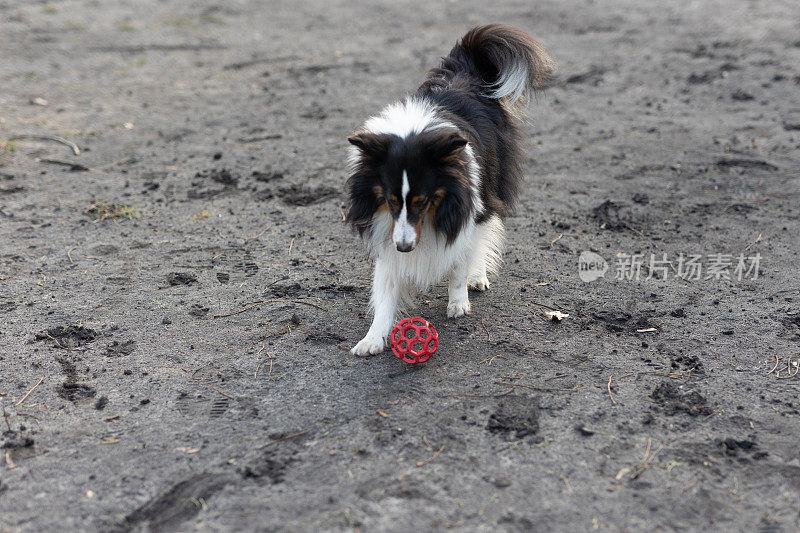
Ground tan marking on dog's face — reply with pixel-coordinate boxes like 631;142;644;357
387;194;401;215
430;188;446;208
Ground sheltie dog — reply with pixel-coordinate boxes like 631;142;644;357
346;24;554;355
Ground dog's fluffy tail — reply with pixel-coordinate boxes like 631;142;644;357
445;24;554;111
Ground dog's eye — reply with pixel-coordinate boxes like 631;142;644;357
411;197;426;211
387;196;401;211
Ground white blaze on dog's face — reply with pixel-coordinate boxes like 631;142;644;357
392;171;417;252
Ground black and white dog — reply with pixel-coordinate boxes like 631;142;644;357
346;24;554;355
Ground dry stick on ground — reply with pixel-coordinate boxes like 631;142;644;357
45;333;80;351
478;355;505;366
16;377;44;406
254;328;290;344
254;351;276;381
639;371;698;379
38;158;91;171
9;134;80;155
2;406;11;432
495;381;581;393
631;442;665;480
98;155;136;171
480;318;491;341
776;355;799;379
767;354;780;375
443;390;514;399
416;446;445;467
256;429;310;442
607;375;617;405
616;438;666;483
743;232;763;252
214;298;327;318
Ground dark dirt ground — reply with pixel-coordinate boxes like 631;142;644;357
1;0;800;531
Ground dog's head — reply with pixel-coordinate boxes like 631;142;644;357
346;129;475;252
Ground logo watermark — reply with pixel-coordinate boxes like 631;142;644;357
578;252;762;282
578;251;609;282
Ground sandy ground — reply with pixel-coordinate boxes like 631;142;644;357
1;0;800;531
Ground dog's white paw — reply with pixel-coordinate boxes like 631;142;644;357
447;299;471;318
351;335;386;356
468;276;490;291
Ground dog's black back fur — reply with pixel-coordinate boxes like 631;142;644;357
417;24;553;223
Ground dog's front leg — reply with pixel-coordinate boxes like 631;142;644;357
447;261;471;317
351;258;398;356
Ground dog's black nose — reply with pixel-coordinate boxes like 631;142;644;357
396;241;414;252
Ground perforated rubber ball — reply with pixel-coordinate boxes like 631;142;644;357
390;317;438;364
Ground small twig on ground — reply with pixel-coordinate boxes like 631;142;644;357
255;351;275;381
480;318;491;341
623;222;649;241
767;354;780;375
615;438;666;483
639;371;698;379
442;390;514;399
254;328;290;344
251;227;268;240
2;405;11;432
416;446;444;467
99;155;136;170
214;297;328;318
16;377;44;406
288;237;295;257
495;381;581;393
254;429;309;441
66;247;75;264
550;233;563;246
478;355;505;366
743;232;763;252
776;355;799;379
38;158;91;171
9;134;80;155
45;333;79;351
607;375;617;405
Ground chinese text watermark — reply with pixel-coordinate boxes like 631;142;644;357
579;252;761;282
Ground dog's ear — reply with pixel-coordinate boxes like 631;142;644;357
433;182;472;244
348;132;392;160
425;131;468;163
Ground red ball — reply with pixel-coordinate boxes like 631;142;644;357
390;317;438;364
